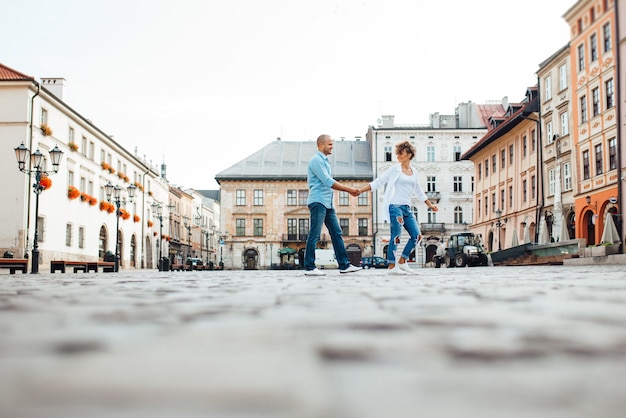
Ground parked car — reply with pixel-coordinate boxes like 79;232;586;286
360;256;389;269
315;249;339;269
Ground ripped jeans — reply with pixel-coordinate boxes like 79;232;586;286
387;204;420;264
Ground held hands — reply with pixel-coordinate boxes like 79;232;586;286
349;187;361;197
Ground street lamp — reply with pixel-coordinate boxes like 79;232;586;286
495;208;503;251
14;142;63;274
183;215;192;259
151;201;165;270
105;181;136;272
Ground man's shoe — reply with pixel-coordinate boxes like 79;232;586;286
340;264;362;274
397;262;414;274
305;268;326;276
388;265;407;275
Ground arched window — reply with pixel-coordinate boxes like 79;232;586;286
99;225;107;259
130;235;137;267
454;206;463;224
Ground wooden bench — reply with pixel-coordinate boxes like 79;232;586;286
50;260;88;273
0;258;28;274
87;261;115;273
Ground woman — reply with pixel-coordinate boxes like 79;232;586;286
358;141;438;275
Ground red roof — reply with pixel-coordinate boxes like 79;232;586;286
475;104;505;128
0;63;34;81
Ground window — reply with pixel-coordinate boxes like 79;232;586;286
580;95;588;123
100;149;105;164
491;193;496;213
606;78;614;109
546;121;553;143
609;138;617;170
78;226;85;249
582;150;590;180
427;176;436;192
235;219;245;236
478;163;482;180
454;145;462;161
500;189;505;210
531;175;536;200
548;169;555;196
485;196;488;217
485;159;489;177
603;22;612;52
287;189;297;206
358;192;368;206
559;64;567;90
358;218;368;236
340;218;349;236
544;76;552;100
522;135;527;157
595;144;603;175
299;190;308;205
560;112;569;136
253;219;263;236
384;145;392;162
427;145;435;162
253;189;263;206
287;219;297;240
68;170;74;187
299;219;309;240
508;185;513;207
523;180;527;202
592;87;600;117
471;176;474;192
65;223;72;246
501;149;506;170
492;155;496;174
88;141;95;160
69;127;75;144
478;199;481;218
41;108;48;125
577;44;585;71
563;162;572;191
531;129;536;152
453;176;462;192
454;206;463;224
427;209;437;224
509;144;514;165
338;191;349;206
590;33;598;62
236;190;246;206
81;136;87;156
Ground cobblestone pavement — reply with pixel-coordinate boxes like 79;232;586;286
1;265;626;418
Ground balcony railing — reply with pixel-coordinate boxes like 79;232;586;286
282;233;328;243
425;191;441;202
420;223;445;233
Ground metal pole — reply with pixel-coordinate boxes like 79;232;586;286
31;170;42;274
115;201;121;272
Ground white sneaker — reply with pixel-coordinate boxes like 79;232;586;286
388;265;407;275
397;262;413;274
305;268;326;276
340;264;362;274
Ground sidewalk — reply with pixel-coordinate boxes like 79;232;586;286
1;265;625;418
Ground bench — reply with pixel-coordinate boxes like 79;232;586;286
87;261;115;273
0;258;28;274
51;260;88;273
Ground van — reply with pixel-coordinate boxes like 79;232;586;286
314;249;338;269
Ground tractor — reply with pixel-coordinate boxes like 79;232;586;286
437;232;488;268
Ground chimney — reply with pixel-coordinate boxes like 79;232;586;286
41;78;66;100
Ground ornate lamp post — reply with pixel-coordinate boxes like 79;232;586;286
183;215;192;259
105;181;136;272
151;202;164;270
495;208;503;251
14;142;64;274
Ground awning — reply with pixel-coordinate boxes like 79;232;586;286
278;247;296;255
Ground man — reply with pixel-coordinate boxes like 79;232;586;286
304;134;362;276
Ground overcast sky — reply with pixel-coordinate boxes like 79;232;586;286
1;0;571;189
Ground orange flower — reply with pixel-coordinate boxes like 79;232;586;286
68;142;78;152
68;186;80;200
147;220;154;228
89;196;98;206
100;201;109;211
153;231;158;237
133;214;140;223
107;204;115;214
39;175;52;190
80;192;89;202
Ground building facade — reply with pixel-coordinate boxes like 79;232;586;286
215;139;372;270
0;63;172;271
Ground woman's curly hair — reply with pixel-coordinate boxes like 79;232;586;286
395;141;416;160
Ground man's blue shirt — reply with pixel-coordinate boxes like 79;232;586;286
307;151;336;208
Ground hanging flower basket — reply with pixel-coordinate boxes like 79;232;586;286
100;201;109;211
134;181;144;191
120;209;131;220
153;232;158;237
80;192;90;202
107;203;115;214
68;142;78;152
89;196;98;206
39;175;52;190
108;166;116;174
133;214;140;223
40;123;53;136
148;220;154;228
101;161;110;171
68;186;80;200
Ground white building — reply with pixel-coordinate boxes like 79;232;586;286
365;102;504;263
0;63;170;271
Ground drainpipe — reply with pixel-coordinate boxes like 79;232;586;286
24;82;41;257
614;0;623;250
372;131;378;256
535;79;544;244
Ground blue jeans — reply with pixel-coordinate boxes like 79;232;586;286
304;203;350;270
387;204;420;263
